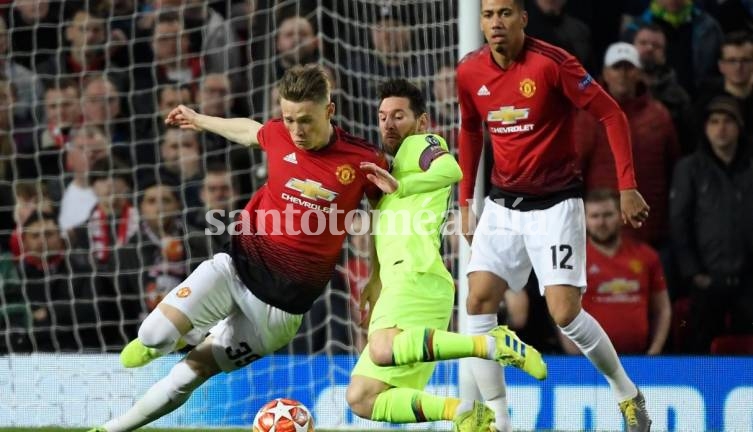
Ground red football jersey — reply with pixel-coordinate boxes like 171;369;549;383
457;37;636;203
582;237;667;353
231;119;385;312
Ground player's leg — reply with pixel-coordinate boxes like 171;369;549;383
121;253;238;368
101;335;220;432
463;199;543;432
529;198;650;432
368;273;505;370
347;353;494;431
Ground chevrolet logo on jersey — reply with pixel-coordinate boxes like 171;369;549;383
285;178;338;202
487;106;530;125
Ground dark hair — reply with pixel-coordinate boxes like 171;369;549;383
277;64;331;104
88;157;133;189
633;21;666;39
720;31;753;58
585;189;620;207
21;211;58;230
378;78;427;116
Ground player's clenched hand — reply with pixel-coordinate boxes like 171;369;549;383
620;189;650;228
360;162;398;193
165;104;203;131
459;205;475;245
359;276;382;329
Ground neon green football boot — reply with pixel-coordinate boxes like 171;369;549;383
489;325;547;380
452;400;496;432
120;338;186;368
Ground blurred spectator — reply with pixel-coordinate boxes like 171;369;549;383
82;75;131;156
40;80;81;153
134;11;200;93
0;14;43;121
430;64;458;151
36;6;125;90
625;0;725;95
157;128;203;210
0;249;24;352
694;31;753;146
58;125;109;231
560;189;671;355
198;73;233;118
9;180;54;259
0;80;14;182
67;158;137;350
576;42;680;247
275;14;320;78
68;158;137;270
670;95;753;352
348;5;433;142
6;0;64;69
192;163;238;251
16;212;74;351
115;181;210;324
631;21;695;154
525;0;594;72
249;13;319;117
155;0;241;82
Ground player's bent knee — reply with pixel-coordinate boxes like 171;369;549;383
345;380;375;419
368;341;393;367
467;272;507;313
138;308;181;351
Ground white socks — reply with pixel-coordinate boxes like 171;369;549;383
103;362;207;432
467;314;512;432
559;309;638;401
138;308;182;355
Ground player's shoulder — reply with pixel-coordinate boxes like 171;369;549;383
403;133;448;150
523;36;575;66
261;118;285;131
458;45;489;71
334;126;385;160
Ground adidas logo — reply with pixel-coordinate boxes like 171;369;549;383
283;152;298;164
477;85;491;96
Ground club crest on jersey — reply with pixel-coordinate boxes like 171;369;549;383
285;178;338;202
487;106;530;124
176;287;191;298
519;78;536;98
335;164;356;185
425;135;441;147
629;259;644;275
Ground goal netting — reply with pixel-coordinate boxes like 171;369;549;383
0;0;460;428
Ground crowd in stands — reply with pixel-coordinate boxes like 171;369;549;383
0;0;751;356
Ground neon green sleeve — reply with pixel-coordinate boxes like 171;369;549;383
395;153;462;197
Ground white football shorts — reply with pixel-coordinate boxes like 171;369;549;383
467;196;587;295
161;253;302;372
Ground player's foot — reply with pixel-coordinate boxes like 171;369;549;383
619;390;652;432
86;428;106;432
489;325;547;380
120;338;186;368
452;401;496;432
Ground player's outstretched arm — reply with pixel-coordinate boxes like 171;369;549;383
360;154;461;197
165;104;263;148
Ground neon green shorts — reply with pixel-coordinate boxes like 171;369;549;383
351;271;454;389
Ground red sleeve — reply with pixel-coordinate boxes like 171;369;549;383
556;55;636;190
364;150;388;201
257;122;268;151
583;91;637;190
457;68;484;206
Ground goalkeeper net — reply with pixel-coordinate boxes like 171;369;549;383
0;0;460;428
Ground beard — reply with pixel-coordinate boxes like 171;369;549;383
588;231;619;247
